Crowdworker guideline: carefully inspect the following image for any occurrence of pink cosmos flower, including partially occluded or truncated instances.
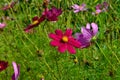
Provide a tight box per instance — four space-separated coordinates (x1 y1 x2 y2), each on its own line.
71 4 87 13
0 23 6 29
49 29 81 54
75 23 98 48
12 62 20 80
24 7 62 32
92 2 108 15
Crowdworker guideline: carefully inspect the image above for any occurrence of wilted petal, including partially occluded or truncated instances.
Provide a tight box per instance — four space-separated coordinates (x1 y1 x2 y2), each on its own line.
67 44 76 54
32 16 39 21
91 23 98 36
58 43 67 53
96 9 102 14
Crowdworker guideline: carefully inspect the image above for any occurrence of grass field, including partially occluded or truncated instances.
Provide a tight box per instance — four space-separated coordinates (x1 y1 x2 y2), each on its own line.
0 0 120 80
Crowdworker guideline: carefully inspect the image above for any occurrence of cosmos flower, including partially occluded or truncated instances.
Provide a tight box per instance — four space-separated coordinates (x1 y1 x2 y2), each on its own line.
71 4 87 13
92 2 108 15
0 60 8 72
24 7 62 32
1 1 18 10
12 62 20 80
49 29 81 54
75 23 98 48
24 16 46 32
0 23 6 29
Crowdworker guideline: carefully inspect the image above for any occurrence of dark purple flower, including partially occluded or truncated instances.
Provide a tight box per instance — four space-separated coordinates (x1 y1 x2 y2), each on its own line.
12 62 20 80
24 7 62 32
0 60 8 72
75 23 98 48
71 4 87 13
43 7 62 21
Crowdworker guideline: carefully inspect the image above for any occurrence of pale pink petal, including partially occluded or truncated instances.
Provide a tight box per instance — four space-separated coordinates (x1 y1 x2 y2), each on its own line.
67 44 76 54
50 40 60 46
58 43 67 53
0 23 6 28
12 62 20 80
86 23 90 29
72 4 80 9
91 23 98 36
74 10 80 13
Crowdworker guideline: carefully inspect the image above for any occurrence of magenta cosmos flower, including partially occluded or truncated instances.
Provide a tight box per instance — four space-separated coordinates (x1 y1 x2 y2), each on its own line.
0 60 8 72
1 1 17 10
12 62 20 80
24 7 62 32
49 29 81 54
92 2 108 15
75 23 98 48
71 4 87 13
0 23 6 29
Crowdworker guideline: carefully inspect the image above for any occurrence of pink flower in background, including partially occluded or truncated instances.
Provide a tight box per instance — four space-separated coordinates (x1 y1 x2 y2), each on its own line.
12 62 20 80
24 7 62 32
75 23 98 48
0 23 6 29
71 4 87 13
49 29 81 54
92 2 108 15
1 1 18 10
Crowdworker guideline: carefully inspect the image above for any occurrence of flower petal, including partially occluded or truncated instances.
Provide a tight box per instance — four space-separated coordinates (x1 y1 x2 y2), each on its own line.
86 23 90 29
68 37 81 48
74 33 81 39
73 10 80 13
64 29 72 36
58 43 67 53
55 29 63 36
91 23 98 36
49 33 61 41
76 34 90 48
67 44 76 54
50 40 60 46
32 16 39 21
72 4 80 9
0 23 6 28
81 27 92 41
12 62 20 80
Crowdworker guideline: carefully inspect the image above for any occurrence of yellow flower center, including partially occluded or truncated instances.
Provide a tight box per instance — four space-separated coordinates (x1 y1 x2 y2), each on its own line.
32 20 39 25
62 36 68 42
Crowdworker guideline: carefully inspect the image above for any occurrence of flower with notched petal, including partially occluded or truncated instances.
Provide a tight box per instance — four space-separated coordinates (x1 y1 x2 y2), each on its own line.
49 29 81 54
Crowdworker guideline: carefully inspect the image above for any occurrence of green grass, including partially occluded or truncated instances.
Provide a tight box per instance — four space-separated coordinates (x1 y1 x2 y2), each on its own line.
0 0 120 80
